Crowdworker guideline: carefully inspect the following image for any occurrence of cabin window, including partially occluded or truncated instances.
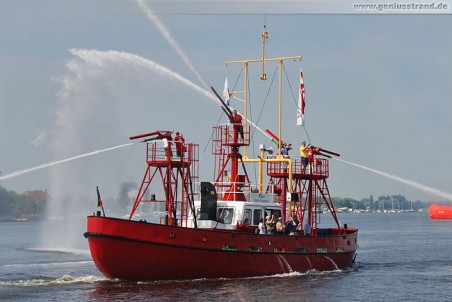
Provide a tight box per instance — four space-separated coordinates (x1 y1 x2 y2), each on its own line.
217 207 234 224
244 209 252 225
270 210 282 220
253 209 262 225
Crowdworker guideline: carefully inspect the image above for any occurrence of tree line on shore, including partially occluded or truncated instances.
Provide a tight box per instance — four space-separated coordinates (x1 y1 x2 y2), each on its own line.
0 184 430 221
0 183 137 221
332 194 428 212
0 186 46 221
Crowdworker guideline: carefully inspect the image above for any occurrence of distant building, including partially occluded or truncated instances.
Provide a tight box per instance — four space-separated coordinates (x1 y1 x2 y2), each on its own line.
22 190 49 202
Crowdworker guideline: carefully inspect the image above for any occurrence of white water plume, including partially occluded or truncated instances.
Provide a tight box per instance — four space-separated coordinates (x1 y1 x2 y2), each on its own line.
36 48 229 251
39 49 222 250
335 158 452 201
136 0 209 90
69 49 215 103
35 48 274 250
68 49 271 139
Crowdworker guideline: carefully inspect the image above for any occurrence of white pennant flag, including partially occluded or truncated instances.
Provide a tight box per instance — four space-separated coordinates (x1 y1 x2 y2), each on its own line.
223 77 230 105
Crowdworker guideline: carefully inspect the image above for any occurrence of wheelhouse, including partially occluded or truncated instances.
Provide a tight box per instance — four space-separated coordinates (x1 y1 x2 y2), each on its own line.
192 200 282 229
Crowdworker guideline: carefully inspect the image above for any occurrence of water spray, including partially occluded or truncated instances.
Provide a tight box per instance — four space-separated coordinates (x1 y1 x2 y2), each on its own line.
334 157 452 201
0 143 133 181
136 0 209 91
134 2 272 142
6 50 270 184
72 50 271 141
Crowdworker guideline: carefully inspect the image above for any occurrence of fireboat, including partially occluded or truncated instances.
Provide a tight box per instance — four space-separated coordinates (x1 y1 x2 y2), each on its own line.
84 27 358 280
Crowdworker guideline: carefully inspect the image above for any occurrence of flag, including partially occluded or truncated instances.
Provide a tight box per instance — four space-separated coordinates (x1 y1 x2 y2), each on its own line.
96 186 105 216
223 77 230 106
296 68 305 126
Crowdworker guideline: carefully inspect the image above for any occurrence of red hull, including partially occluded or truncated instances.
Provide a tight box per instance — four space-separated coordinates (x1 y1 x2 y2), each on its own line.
85 216 358 280
429 203 452 219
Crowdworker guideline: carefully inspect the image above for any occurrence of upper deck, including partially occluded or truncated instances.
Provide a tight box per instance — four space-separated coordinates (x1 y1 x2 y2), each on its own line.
267 157 329 180
145 140 199 168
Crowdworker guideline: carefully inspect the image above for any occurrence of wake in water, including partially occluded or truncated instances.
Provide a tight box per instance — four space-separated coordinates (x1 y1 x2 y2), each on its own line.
1 260 93 269
27 247 91 256
0 270 344 288
335 158 452 201
0 275 108 287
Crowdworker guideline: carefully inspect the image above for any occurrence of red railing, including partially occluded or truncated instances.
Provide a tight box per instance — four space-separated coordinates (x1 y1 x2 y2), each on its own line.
267 157 329 179
146 141 195 165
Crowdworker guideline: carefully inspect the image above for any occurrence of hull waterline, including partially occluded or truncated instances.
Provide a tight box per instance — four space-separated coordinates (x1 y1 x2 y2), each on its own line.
85 216 358 280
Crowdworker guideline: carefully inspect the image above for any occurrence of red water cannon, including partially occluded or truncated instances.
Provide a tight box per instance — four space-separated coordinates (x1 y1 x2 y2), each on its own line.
211 86 234 121
308 146 340 158
129 130 173 142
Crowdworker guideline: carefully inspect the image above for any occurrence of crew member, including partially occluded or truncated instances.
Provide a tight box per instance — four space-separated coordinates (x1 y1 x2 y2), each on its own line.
162 131 173 159
231 109 244 141
174 131 185 159
281 143 292 158
300 141 308 172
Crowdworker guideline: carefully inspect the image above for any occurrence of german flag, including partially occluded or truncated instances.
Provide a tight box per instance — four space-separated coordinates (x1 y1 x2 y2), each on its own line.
96 186 105 216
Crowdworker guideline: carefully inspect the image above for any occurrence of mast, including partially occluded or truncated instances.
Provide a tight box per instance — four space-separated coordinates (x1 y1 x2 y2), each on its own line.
223 26 344 231
226 30 301 194
260 25 268 81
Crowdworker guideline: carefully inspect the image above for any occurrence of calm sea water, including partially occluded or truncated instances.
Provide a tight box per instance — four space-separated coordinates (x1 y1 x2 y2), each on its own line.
1 212 452 302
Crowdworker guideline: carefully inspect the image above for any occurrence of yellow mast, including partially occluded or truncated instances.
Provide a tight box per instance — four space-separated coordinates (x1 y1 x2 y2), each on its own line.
261 25 268 81
225 27 302 194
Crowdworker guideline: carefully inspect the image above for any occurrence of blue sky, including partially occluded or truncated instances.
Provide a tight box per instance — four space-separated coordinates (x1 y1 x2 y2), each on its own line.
1 0 451 204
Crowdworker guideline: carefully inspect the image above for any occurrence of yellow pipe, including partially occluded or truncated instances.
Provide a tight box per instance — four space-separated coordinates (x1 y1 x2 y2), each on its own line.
241 156 293 193
226 56 301 65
